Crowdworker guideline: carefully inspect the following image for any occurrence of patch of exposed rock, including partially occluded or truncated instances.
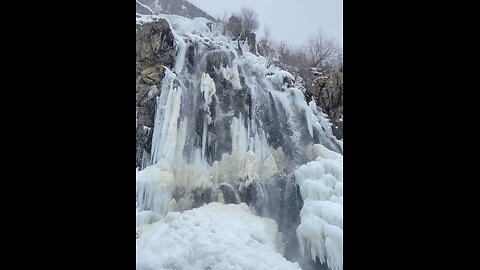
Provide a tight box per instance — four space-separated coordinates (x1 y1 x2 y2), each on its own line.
136 19 177 168
304 70 343 139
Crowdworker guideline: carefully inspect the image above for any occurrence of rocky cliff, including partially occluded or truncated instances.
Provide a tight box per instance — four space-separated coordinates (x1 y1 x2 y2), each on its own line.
304 70 343 139
136 18 177 168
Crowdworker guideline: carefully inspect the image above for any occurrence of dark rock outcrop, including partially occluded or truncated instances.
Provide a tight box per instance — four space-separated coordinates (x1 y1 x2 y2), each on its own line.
246 32 256 54
136 19 176 69
226 16 242 38
136 19 177 168
305 70 343 139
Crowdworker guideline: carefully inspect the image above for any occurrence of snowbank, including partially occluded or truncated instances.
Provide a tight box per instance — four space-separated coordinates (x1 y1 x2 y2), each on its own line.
136 202 301 270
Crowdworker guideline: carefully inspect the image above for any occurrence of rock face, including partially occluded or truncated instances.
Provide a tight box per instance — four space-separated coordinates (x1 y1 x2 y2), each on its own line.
305 70 343 140
246 32 256 54
136 19 177 168
226 16 242 38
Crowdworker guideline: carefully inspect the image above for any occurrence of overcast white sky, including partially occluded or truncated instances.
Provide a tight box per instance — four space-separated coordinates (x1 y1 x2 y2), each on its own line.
188 0 343 47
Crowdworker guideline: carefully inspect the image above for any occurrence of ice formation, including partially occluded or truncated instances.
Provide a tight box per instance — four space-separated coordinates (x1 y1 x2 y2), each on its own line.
295 144 343 270
136 12 343 270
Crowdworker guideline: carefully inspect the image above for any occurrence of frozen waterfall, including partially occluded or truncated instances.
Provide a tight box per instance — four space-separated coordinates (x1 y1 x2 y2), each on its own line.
136 13 343 270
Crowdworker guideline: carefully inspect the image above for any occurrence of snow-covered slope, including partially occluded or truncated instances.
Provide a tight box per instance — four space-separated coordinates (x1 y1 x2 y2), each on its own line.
137 203 301 270
136 0 216 21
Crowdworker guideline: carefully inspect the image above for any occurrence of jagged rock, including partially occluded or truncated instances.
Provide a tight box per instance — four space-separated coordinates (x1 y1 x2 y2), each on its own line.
305 70 343 139
136 19 177 168
136 20 176 70
246 32 256 54
140 64 165 85
226 16 242 38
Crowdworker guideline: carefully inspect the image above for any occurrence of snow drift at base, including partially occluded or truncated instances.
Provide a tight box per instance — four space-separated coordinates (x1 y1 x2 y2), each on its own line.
136 202 301 270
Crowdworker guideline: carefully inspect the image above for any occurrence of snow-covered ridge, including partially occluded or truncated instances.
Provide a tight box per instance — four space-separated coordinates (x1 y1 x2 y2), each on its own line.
136 0 216 21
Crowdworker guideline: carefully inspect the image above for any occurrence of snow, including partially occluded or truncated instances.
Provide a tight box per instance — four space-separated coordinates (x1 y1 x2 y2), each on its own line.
159 15 214 36
306 144 343 162
136 210 160 228
135 14 211 35
136 203 301 270
136 13 158 25
237 52 269 76
200 73 216 112
241 39 251 53
219 59 242 90
266 70 295 90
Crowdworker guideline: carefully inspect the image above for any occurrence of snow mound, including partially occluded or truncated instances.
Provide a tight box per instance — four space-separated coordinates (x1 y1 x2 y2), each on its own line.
267 70 295 90
136 202 301 270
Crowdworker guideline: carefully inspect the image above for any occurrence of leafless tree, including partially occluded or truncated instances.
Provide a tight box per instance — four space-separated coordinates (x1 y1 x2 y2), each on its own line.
239 7 259 35
216 11 230 35
216 11 229 25
275 41 290 66
260 23 272 45
274 41 305 70
304 28 340 70
257 23 275 59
